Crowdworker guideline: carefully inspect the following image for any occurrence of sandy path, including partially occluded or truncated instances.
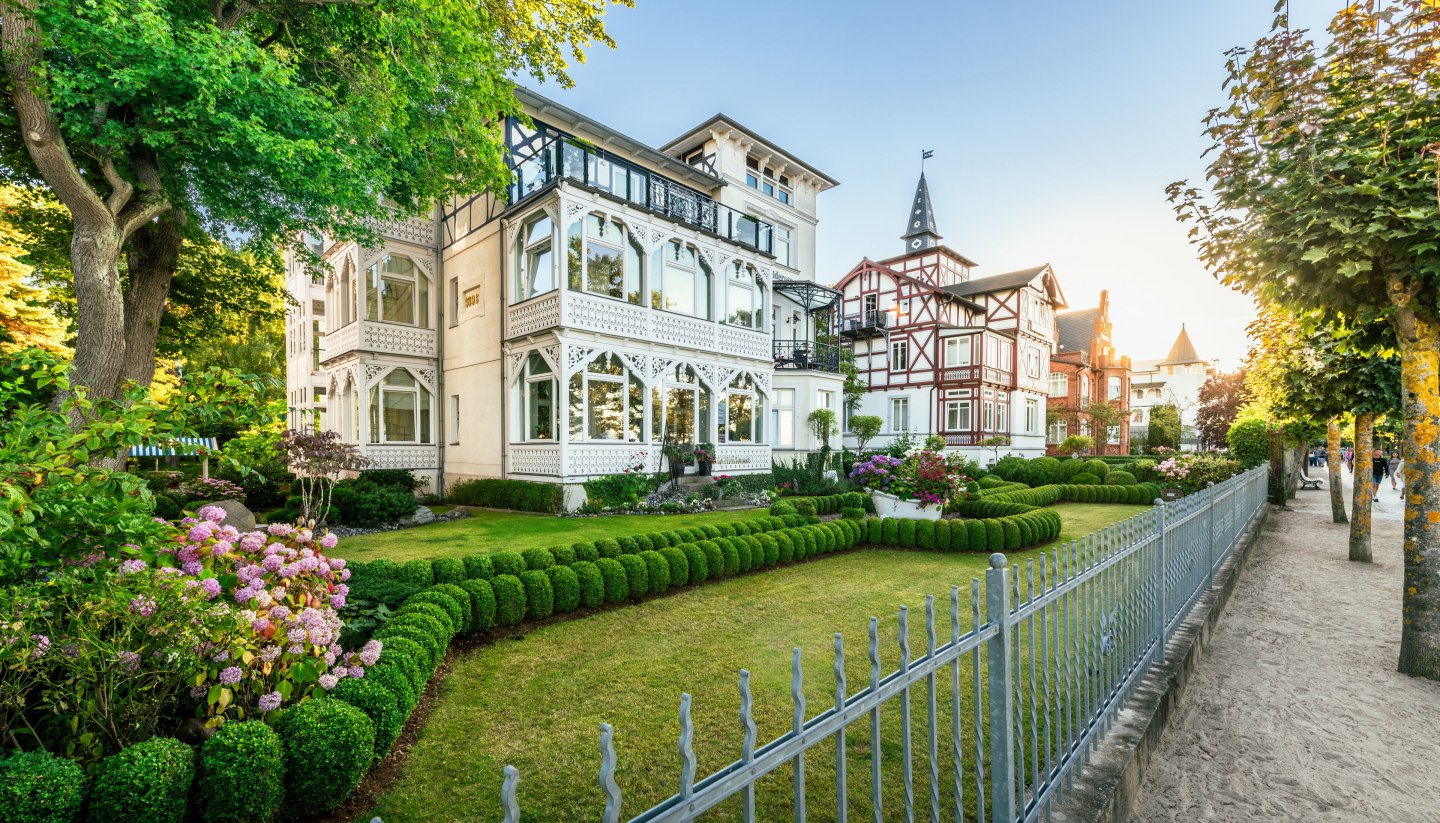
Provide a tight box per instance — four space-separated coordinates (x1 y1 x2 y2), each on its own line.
1128 478 1440 822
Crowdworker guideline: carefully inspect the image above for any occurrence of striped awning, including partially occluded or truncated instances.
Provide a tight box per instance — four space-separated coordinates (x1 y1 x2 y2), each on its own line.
129 437 219 458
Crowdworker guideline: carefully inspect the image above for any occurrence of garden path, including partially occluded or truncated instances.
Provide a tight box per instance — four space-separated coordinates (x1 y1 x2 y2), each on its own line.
1128 476 1440 821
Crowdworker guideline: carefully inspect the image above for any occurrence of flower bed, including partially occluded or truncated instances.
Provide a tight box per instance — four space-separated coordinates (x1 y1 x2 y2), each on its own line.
848 450 968 511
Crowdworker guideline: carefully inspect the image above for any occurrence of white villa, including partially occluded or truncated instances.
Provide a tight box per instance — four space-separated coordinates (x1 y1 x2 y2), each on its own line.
1128 325 1216 449
283 89 843 504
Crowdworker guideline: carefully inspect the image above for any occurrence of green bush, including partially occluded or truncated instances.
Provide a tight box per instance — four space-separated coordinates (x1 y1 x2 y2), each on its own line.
657 546 689 586
985 520 1004 550
967 519 987 552
897 519 917 548
1103 471 1137 486
932 519 950 551
572 561 605 609
276 698 375 816
594 538 622 559
867 518 882 544
1059 458 1091 481
366 660 417 716
400 558 434 589
448 478 562 512
491 574 527 626
430 556 466 585
717 539 739 575
197 721 284 823
881 518 899 545
375 637 427 689
330 481 419 527
572 541 599 562
395 601 455 637
0 750 85 823
1071 472 1102 485
550 545 577 565
768 501 797 517
462 553 494 580
458 578 497 632
518 570 554 620
87 736 193 823
616 536 640 554
1001 519 1021 550
1227 417 1270 468
791 498 818 517
547 565 581 613
773 532 795 563
915 519 936 550
640 550 670 593
1084 459 1110 478
372 627 437 674
491 551 525 577
699 541 724 578
758 534 780 566
520 547 555 570
432 583 475 630
614 554 648 597
407 590 465 632
330 677 404 761
948 519 969 552
681 544 708 584
801 530 818 557
595 558 630 603
387 612 450 649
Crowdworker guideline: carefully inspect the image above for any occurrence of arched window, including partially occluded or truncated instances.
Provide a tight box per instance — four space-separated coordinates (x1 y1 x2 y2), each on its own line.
365 254 429 328
567 353 643 442
338 259 355 328
513 212 555 303
725 262 763 329
725 373 765 443
650 363 711 446
518 353 556 441
651 241 710 319
567 213 642 303
368 369 432 444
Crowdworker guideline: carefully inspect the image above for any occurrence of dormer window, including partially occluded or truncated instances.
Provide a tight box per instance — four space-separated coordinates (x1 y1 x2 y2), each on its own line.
744 158 792 205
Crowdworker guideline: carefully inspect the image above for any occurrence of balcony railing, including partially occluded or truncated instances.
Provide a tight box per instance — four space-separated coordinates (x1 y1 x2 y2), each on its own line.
772 339 841 373
838 310 889 335
940 365 1012 384
507 128 773 255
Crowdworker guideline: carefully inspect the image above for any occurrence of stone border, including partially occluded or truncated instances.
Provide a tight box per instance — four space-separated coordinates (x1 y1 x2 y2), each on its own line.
1050 502 1273 823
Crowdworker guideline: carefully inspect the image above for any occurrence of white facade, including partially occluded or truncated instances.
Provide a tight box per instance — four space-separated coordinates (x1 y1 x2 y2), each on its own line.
1128 326 1215 449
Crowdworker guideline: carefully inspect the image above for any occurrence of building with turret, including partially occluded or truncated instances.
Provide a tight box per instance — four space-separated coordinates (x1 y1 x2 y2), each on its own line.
1046 290 1132 455
1129 325 1215 449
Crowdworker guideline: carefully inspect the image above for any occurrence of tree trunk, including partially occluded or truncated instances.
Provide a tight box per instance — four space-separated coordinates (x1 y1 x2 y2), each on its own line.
120 213 184 393
1328 417 1347 524
1392 278 1440 680
66 221 128 413
1348 413 1374 563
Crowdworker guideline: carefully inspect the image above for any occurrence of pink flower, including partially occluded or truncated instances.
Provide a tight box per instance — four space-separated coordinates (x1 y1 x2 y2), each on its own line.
318 673 339 690
197 505 227 523
257 691 283 711
320 534 338 550
219 666 242 685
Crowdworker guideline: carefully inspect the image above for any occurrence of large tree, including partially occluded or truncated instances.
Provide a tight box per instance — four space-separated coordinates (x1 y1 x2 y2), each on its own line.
0 0 628 413
1146 404 1182 451
1195 370 1249 450
1169 2 1440 677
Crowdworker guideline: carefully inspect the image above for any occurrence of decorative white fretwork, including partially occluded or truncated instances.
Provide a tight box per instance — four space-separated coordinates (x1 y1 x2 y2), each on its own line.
362 212 436 248
508 293 562 338
565 344 598 374
361 323 437 358
540 345 561 374
752 370 773 394
505 349 527 386
566 292 648 338
562 198 588 224
628 222 670 255
415 368 436 392
364 364 389 385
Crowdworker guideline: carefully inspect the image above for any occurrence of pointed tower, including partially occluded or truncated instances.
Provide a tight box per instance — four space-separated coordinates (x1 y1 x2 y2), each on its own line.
901 173 943 253
1161 324 1202 365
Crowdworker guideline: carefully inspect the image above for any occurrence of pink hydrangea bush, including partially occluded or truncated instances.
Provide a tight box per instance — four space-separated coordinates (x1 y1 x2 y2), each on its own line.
155 505 379 727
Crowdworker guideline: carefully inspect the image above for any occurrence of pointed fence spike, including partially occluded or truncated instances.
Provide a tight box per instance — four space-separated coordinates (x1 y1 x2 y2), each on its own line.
869 617 881 691
679 693 696 800
925 595 937 656
739 670 757 822
898 605 910 671
500 765 519 823
600 723 621 823
951 585 960 644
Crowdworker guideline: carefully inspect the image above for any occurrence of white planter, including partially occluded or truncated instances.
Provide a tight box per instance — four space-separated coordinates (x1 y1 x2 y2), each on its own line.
869 490 944 521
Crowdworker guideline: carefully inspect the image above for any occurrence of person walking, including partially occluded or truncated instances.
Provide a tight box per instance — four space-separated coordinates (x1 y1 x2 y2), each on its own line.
1390 451 1404 493
1372 450 1390 492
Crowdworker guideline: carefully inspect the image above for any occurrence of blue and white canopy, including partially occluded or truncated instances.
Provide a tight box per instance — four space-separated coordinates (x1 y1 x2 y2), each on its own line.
129 437 219 458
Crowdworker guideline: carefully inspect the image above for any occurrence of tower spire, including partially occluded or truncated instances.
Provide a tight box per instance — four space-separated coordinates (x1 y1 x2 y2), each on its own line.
901 164 943 254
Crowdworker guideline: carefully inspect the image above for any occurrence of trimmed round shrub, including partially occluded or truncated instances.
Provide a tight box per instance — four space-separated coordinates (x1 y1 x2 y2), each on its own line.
400 558 434 588
572 541 599 562
916 519 936 550
366 659 417 715
616 554 649 598
550 545 577 565
729 537 751 571
967 519 988 552
773 532 795 563
640 550 670 593
800 529 818 558
0 750 84 823
1016 516 1034 546
699 541 724 579
491 574 527 626
1060 458 1090 481
947 519 969 552
731 521 752 535
366 558 401 582
880 518 899 545
595 539 623 559
814 526 833 554
595 558 630 603
547 565 581 613
1071 472 1102 485
462 553 494 580
662 530 683 547
616 536 641 555
373 633 430 685
521 547 555 570
680 545 708 584
866 518 882 544
759 534 780 567
842 506 865 520
717 523 737 537
769 502 797 516
275 698 375 816
519 570 554 620
1001 519 1022 550
898 519 917 548
374 624 438 673
387 612 450 650
432 583 475 630
718 540 740 576
701 525 722 539
985 520 1005 551
744 536 765 568
791 498 818 517
406 590 465 632
491 551 525 577
572 561 605 608
1084 459 1110 478
458 578 497 632
431 556 466 585
933 519 951 551
1103 471 1137 486
197 721 284 823
659 546 689 586
395 601 455 637
330 676 404 760
88 736 193 823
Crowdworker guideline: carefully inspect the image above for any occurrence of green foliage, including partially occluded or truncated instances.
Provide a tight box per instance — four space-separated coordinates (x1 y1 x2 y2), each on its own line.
774 532 795 563
699 541 725 577
457 579 497 632
406 590 465 633
330 676 404 761
591 557 626 603
372 626 436 674
594 538 622 559
1103 471 1137 486
87 736 193 823
933 519 950 551
881 518 899 544
866 518 882 544
0 750 85 823
490 551 525 577
521 547 555 570
849 414 884 452
276 699 375 816
431 584 474 630
572 541 599 563
549 545 577 565
1001 519 1021 550
1071 472 1102 485
571 561 605 609
897 519 917 548
640 550 669 593
985 520 1004 551
431 556 466 585
768 502 797 517
1146 405 1182 450
1227 418 1271 468
1084 459 1110 478
791 498 818 517
915 519 936 550
330 479 419 527
462 553 494 581
967 520 988 553
841 506 865 519
547 565 580 613
366 661 416 717
518 570 554 620
448 479 562 513
950 519 970 552
583 471 660 508
400 558 434 589
491 575 527 627
197 721 284 823
395 601 455 637
680 544 708 584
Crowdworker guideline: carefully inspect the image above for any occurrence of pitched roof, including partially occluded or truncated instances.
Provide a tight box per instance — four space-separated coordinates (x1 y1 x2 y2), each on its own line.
1055 308 1101 355
658 113 839 188
1160 325 1203 365
901 173 942 251
939 264 1052 298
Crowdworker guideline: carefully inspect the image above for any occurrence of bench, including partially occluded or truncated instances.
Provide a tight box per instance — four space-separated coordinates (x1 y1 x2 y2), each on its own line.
1298 470 1323 490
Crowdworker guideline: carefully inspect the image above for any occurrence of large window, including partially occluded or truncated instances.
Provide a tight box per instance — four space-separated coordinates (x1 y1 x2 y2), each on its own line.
944 400 972 431
367 369 432 444
1049 372 1068 397
513 213 555 303
650 363 711 445
726 262 763 329
1024 349 1041 379
1048 419 1067 444
945 337 972 368
1107 376 1123 400
725 373 764 443
366 254 429 327
568 352 643 442
890 340 908 371
651 241 711 319
983 400 995 432
567 213 641 303
745 157 793 204
518 353 556 441
997 401 1008 433
890 397 909 432
774 227 792 267
1025 398 1039 435
774 388 795 448
338 261 355 327
863 294 877 324
1081 373 1092 400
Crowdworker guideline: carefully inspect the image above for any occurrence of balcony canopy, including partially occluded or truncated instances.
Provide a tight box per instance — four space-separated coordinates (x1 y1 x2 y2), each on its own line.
772 278 839 312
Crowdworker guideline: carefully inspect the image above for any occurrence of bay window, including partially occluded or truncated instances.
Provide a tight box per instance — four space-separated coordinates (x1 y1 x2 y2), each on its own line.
367 369 432 444
945 400 972 431
568 352 642 442
519 353 556 441
726 262 763 329
651 241 711 319
725 373 764 443
366 254 429 328
650 363 711 445
567 213 641 303
513 213 555 303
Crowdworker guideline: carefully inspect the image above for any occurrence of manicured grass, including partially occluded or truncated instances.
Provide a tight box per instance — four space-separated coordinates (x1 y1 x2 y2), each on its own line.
369 504 1148 822
333 508 770 563
1039 503 1153 552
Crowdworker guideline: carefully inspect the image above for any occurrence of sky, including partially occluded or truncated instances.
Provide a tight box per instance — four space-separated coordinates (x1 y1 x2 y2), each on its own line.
530 1 1337 369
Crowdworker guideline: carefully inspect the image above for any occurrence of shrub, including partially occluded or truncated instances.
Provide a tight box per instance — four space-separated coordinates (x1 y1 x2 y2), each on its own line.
681 544 708 584
0 750 85 823
791 498 818 517
276 699 375 816
866 518 882 544
366 660 416 715
374 637 427 690
448 478 562 512
985 520 1004 551
933 519 950 551
1001 519 1021 550
1103 471 1137 486
1226 417 1270 468
948 519 969 552
800 530 818 558
773 532 795 563
1071 472 1102 485
491 574 527 626
387 612 450 650
640 550 670 593
547 565 581 613
967 520 988 552
758 534 780 566
88 736 194 823
407 590 465 632
432 583 474 629
400 558 434 589
572 541 599 562
572 561 605 609
1059 459 1091 481
616 536 640 555
897 519 917 548
662 531 683 547
881 518 899 545
521 547 555 570
657 546 689 586
372 626 437 673
197 721 284 823
462 553 494 580
612 554 647 598
842 506 865 520
769 501 797 516
518 570 554 620
330 481 418 527
699 541 725 578
490 551 525 577
595 558 630 603
594 539 622 559
330 677 404 761
458 579 497 632
717 523 737 538
396 601 455 637
723 538 746 572
550 545 577 565
915 519 936 550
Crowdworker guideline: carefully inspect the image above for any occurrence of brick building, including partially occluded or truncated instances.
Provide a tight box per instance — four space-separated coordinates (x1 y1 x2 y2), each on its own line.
1046 290 1131 455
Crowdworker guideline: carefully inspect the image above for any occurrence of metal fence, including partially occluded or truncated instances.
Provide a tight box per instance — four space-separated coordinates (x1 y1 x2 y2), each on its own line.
494 465 1269 822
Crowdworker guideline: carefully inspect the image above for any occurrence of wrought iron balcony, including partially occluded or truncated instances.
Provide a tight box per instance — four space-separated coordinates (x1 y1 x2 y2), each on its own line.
838 310 889 336
773 339 841 373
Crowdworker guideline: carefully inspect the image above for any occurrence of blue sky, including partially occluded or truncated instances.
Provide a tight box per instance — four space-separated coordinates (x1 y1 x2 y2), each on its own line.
531 1 1335 367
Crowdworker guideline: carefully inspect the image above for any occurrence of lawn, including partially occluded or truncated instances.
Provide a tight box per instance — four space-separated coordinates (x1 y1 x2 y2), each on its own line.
333 508 770 563
367 503 1150 823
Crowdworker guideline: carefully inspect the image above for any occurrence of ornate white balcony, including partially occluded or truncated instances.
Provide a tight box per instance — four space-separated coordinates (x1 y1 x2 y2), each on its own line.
507 289 771 362
362 444 439 470
322 320 437 363
364 211 437 248
506 441 770 480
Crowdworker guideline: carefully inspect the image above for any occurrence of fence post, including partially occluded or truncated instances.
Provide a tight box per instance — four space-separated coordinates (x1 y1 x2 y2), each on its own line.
1152 499 1167 664
1206 482 1217 588
985 553 1015 823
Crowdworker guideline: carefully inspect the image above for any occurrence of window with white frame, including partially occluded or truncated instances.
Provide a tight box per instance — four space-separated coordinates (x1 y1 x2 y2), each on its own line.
774 227 792 268
1107 376 1122 400
1048 419 1067 444
1108 424 1121 443
568 352 643 442
1025 398 1039 434
338 260 355 327
890 339 908 371
726 261 763 329
367 369 432 444
817 389 834 411
774 388 795 448
890 397 909 432
513 213 555 303
983 400 995 431
745 157 793 205
366 254 429 328
997 401 1008 433
567 213 642 304
944 400 972 431
649 363 712 446
1025 349 1041 378
945 337 972 367
725 372 765 443
863 293 877 324
518 354 556 441
652 241 711 319
1049 372 1068 397
1081 373 1092 400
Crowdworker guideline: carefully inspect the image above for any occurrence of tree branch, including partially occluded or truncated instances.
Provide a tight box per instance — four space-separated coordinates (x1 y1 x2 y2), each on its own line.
100 156 134 215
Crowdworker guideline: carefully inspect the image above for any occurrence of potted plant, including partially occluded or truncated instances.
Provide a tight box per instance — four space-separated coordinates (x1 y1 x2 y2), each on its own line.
1155 453 1191 500
694 443 716 476
662 443 689 481
847 450 964 521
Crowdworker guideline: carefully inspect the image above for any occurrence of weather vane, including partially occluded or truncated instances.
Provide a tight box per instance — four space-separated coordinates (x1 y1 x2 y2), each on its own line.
921 149 934 173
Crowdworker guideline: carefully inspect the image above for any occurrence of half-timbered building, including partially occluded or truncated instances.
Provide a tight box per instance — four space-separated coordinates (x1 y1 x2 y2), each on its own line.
834 174 1065 460
1047 290 1132 455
